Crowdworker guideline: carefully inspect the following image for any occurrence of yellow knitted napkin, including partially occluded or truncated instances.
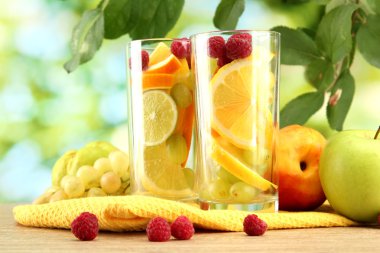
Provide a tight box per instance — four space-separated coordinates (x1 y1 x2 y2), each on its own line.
13 195 358 232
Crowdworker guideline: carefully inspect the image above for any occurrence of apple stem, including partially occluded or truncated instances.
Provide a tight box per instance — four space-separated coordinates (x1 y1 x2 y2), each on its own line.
375 126 380 140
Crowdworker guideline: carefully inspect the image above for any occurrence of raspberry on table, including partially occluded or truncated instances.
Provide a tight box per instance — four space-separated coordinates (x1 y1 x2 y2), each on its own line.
171 216 195 240
208 36 226 58
71 212 99 241
171 38 191 59
225 37 252 60
146 217 171 242
243 214 267 236
230 33 252 42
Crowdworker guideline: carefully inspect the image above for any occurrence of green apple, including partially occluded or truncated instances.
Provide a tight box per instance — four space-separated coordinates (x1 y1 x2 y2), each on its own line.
319 129 380 223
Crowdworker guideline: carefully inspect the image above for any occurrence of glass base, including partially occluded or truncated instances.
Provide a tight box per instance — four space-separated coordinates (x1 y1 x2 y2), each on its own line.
199 198 278 212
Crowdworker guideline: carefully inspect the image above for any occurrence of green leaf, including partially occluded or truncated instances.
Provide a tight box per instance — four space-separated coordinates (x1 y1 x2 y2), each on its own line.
327 70 355 131
64 8 104 73
103 0 141 39
280 91 325 127
357 15 380 68
282 0 310 3
129 0 184 39
315 0 331 4
367 0 380 14
305 59 335 89
316 4 358 63
213 0 245 30
271 26 321 65
325 0 355 13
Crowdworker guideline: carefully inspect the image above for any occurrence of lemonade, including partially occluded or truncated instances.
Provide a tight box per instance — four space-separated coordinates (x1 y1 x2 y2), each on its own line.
192 31 280 211
127 39 196 200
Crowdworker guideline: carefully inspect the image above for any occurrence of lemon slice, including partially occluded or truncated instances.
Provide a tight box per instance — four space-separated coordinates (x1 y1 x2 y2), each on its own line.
211 56 275 149
142 143 193 198
211 143 277 191
143 90 178 146
149 42 172 66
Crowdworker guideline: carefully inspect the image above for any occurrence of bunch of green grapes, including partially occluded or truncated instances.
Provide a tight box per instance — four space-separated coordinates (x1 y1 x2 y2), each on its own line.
200 167 260 203
34 150 130 204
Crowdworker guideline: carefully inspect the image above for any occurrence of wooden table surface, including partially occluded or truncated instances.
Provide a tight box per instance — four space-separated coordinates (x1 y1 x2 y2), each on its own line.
1 204 379 253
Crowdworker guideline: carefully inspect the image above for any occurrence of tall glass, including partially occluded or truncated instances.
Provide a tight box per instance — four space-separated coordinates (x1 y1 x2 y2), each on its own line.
191 31 280 211
126 39 196 200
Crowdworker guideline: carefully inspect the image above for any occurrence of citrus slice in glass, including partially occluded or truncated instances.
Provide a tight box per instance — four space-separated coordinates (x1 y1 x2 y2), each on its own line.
146 54 182 74
142 143 193 198
211 142 277 191
149 42 172 66
142 73 175 90
211 57 274 149
143 90 178 146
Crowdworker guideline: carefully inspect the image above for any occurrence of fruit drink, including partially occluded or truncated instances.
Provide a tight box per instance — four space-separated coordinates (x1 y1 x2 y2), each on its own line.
127 39 196 200
191 31 280 211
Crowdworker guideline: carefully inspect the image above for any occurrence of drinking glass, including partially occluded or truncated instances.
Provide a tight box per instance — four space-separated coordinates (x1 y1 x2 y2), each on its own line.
126 39 196 200
191 30 280 211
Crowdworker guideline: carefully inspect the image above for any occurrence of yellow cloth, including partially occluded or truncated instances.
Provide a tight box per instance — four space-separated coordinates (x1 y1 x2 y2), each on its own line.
13 196 358 232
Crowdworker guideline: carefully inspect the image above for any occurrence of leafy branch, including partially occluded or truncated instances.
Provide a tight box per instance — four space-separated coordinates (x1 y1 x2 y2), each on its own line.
64 0 380 131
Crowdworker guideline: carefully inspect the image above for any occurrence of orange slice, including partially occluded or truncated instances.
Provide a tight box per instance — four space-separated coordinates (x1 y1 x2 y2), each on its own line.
211 57 274 149
211 143 277 191
143 73 175 90
146 54 182 74
149 42 172 66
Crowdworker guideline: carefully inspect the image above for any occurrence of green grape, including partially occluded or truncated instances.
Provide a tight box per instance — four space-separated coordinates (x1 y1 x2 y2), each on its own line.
109 150 129 180
183 167 194 188
76 165 100 189
87 187 107 197
60 175 76 188
100 171 121 194
209 179 231 200
229 181 259 203
217 167 240 184
94 157 113 175
166 134 188 165
170 83 193 108
49 189 68 203
63 176 85 198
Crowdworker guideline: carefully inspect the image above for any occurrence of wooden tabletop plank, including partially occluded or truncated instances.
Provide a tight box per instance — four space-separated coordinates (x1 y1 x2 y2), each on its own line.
1 203 379 252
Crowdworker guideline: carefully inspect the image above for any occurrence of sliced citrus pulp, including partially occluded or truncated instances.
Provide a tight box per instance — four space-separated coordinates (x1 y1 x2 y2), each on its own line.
142 73 175 90
174 103 194 166
142 143 193 197
143 90 178 146
146 54 182 74
211 143 277 191
211 56 274 149
149 42 172 66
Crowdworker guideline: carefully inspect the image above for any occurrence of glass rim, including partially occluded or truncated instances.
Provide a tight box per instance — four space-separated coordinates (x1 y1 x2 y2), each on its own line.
127 38 173 45
190 29 280 38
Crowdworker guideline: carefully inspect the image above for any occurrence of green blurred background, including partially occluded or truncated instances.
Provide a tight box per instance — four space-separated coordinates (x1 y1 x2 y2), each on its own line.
0 0 379 203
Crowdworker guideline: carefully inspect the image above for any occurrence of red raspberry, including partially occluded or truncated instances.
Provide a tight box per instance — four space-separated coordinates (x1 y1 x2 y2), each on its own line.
243 214 267 236
146 217 171 242
230 33 252 42
128 50 149 70
71 212 99 241
217 52 232 67
141 50 149 70
170 216 194 240
225 37 252 60
171 38 191 59
208 36 225 58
